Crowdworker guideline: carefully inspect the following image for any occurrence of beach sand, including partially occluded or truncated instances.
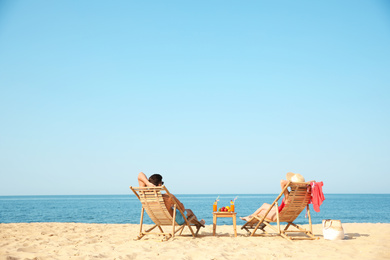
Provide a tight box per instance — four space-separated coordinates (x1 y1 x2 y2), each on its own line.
0 223 389 260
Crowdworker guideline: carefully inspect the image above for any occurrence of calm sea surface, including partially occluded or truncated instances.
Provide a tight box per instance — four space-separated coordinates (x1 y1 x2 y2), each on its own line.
0 194 389 225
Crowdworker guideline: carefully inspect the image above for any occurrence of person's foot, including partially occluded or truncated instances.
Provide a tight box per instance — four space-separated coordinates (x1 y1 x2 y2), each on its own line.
240 216 253 221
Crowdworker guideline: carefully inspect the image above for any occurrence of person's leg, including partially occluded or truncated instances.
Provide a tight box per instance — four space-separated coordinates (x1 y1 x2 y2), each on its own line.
186 209 205 225
262 206 277 221
240 203 272 221
280 179 289 198
252 203 272 216
240 180 289 222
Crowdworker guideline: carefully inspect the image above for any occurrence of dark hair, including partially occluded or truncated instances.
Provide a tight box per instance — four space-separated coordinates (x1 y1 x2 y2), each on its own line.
149 174 163 186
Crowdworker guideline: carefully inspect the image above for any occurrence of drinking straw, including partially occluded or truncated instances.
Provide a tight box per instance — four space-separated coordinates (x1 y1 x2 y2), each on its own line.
233 196 238 202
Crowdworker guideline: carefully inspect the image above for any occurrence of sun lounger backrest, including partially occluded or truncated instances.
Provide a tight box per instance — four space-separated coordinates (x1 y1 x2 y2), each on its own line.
278 183 311 223
134 187 175 226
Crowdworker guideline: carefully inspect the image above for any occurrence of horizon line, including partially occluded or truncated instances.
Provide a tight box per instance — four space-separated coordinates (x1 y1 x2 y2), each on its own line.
1 193 389 197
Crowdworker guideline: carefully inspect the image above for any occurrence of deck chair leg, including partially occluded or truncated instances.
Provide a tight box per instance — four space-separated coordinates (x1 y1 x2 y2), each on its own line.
187 217 202 237
186 224 195 237
186 215 202 237
290 223 317 239
157 226 164 233
172 204 177 238
139 208 145 234
144 224 158 233
135 233 145 240
275 201 280 233
263 222 278 234
280 232 293 241
251 219 260 236
194 224 201 236
307 204 313 234
162 234 172 241
178 223 194 236
251 216 266 236
175 225 185 235
136 224 159 240
183 219 195 237
135 208 146 240
284 223 292 231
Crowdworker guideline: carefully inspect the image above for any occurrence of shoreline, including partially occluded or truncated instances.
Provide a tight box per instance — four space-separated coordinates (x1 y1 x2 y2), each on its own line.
1 223 389 259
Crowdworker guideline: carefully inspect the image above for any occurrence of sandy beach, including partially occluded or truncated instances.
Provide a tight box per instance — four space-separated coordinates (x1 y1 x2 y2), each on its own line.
0 223 389 260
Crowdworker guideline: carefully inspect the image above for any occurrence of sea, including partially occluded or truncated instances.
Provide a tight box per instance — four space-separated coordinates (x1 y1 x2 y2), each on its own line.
1 194 389 225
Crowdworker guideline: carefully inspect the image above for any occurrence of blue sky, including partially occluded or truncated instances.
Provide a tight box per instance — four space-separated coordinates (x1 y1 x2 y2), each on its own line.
0 0 389 195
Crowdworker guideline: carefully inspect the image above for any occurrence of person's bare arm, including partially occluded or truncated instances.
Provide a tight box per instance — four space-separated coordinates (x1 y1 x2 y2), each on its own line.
280 179 290 198
170 194 185 212
137 172 155 187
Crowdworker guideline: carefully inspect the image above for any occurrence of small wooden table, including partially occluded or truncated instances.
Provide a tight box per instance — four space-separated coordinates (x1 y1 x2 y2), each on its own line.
213 212 237 237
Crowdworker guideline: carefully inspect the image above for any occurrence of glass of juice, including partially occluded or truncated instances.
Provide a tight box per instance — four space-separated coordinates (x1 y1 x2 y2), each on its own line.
213 203 217 212
230 200 235 212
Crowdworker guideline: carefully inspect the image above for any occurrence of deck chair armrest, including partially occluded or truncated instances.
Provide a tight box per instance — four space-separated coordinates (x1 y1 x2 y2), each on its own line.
129 186 141 200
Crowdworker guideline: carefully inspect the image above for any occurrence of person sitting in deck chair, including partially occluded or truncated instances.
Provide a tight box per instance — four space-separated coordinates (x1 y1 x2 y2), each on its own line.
240 172 312 222
138 172 205 225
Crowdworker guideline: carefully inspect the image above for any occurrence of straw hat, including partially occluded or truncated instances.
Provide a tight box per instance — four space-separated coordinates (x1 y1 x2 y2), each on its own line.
286 172 305 182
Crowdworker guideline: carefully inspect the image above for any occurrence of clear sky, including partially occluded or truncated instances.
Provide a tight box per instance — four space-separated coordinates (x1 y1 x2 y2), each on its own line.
0 0 389 195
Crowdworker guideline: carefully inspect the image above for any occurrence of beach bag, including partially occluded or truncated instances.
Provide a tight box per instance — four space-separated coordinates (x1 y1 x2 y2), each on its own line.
322 219 344 240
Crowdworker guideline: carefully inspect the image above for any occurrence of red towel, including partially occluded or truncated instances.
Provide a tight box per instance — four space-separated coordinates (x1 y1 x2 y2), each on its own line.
310 181 325 212
278 198 285 213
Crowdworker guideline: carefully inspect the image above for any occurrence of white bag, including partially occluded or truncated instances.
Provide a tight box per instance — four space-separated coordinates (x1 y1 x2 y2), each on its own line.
322 219 345 240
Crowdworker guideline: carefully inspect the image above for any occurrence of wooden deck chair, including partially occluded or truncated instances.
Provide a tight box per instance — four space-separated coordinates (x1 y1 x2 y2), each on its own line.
130 186 205 241
241 181 318 241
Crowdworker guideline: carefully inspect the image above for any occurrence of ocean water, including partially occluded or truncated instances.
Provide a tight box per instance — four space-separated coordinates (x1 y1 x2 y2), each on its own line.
0 194 389 225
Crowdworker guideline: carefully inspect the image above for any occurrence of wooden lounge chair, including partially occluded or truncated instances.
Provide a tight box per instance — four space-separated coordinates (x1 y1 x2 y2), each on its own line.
130 186 205 241
241 181 318 241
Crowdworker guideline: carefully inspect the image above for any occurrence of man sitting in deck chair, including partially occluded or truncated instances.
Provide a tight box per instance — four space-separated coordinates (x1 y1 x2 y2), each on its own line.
138 172 205 225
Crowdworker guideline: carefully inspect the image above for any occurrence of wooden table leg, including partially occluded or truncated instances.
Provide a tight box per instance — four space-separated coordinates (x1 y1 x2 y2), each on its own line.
232 214 237 237
213 214 217 236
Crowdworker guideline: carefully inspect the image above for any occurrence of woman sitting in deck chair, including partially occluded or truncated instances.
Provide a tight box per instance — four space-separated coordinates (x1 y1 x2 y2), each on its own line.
138 172 205 225
240 172 310 222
